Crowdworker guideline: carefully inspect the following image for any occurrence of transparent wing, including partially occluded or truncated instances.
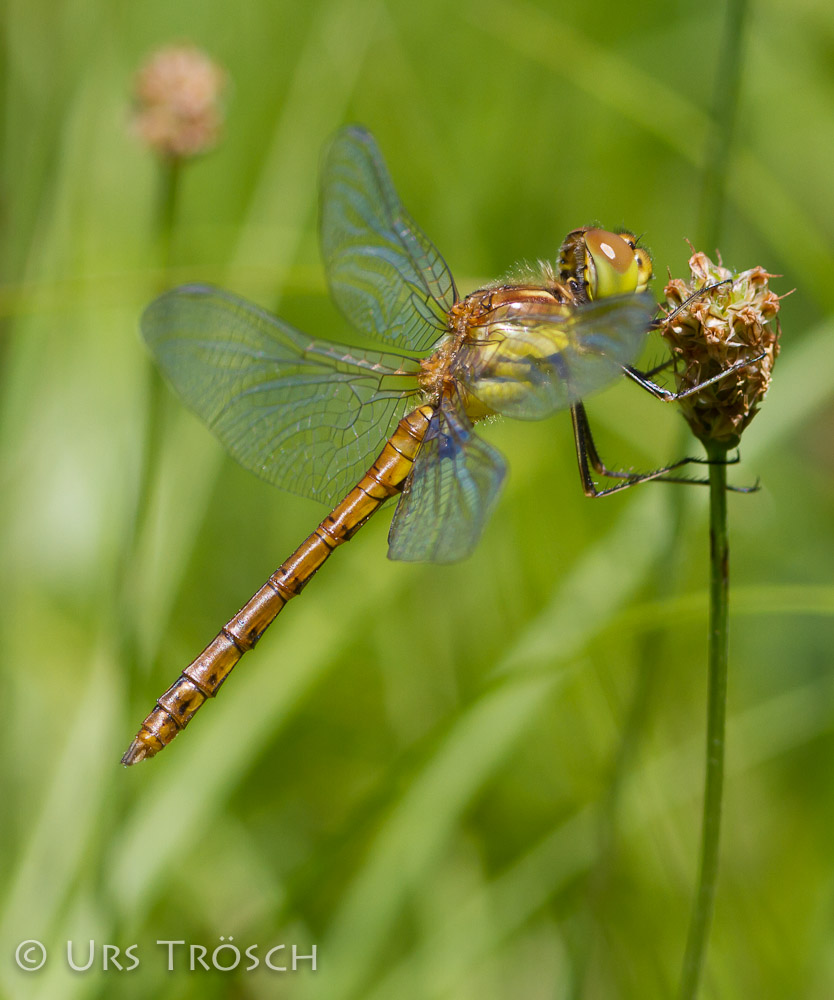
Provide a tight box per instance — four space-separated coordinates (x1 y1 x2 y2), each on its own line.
458 292 656 420
142 284 420 506
387 397 507 564
320 125 457 352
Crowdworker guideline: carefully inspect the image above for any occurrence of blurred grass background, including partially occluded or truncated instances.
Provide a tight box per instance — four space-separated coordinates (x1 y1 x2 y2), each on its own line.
1 0 833 997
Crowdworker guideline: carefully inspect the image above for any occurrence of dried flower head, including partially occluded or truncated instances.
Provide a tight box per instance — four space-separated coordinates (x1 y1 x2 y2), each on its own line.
132 45 226 160
661 252 782 448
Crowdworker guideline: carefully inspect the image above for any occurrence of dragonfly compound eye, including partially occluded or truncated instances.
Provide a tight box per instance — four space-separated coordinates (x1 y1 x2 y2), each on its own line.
582 228 649 299
633 246 652 293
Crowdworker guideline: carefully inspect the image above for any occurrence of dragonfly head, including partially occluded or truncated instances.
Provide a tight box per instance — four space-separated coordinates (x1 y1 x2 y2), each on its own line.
559 227 652 301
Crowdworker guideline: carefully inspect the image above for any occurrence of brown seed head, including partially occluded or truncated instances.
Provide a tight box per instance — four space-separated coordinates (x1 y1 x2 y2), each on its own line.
661 251 782 448
132 45 226 160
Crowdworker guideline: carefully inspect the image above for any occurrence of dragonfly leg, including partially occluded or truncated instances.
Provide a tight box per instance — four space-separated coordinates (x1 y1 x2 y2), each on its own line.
659 279 734 327
571 403 759 496
622 351 766 402
570 401 705 497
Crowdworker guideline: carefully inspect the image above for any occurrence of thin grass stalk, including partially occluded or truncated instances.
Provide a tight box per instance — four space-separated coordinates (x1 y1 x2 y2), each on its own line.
678 441 730 999
698 0 750 249
129 158 179 559
570 491 689 999
115 156 180 687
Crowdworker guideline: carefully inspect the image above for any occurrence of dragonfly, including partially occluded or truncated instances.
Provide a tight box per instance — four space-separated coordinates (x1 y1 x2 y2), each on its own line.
122 125 732 765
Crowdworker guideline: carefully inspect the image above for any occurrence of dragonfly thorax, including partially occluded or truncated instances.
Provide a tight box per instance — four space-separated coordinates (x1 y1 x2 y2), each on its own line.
419 282 580 421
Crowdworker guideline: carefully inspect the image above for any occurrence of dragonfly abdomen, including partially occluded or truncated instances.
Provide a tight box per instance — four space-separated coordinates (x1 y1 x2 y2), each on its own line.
121 404 432 765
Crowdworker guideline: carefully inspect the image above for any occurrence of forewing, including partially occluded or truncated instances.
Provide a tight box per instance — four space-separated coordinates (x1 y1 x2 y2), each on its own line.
142 284 419 506
387 399 507 564
458 292 655 421
320 125 457 352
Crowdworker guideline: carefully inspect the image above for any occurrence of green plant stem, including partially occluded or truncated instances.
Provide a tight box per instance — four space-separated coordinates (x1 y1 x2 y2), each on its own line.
156 156 180 270
678 441 730 1000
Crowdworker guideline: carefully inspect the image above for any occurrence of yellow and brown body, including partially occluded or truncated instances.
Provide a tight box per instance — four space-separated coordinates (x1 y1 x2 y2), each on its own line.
122 404 433 764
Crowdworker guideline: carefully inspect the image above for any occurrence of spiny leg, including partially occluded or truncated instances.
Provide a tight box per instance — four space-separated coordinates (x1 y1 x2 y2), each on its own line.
659 278 733 326
570 402 708 498
622 351 765 402
571 404 758 496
